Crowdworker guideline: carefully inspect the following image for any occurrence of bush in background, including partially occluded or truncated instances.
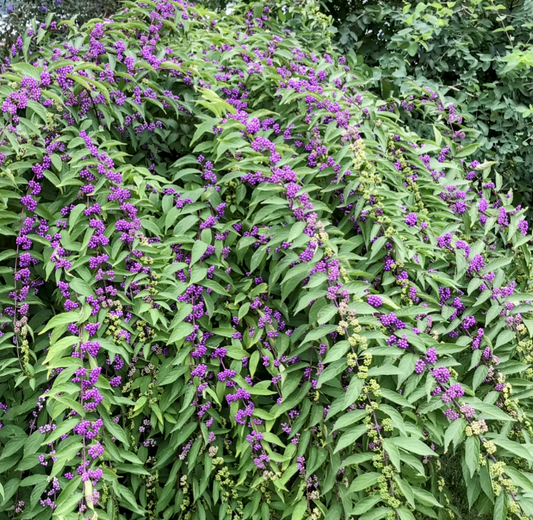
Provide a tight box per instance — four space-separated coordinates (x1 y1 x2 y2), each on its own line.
323 0 533 213
0 0 122 57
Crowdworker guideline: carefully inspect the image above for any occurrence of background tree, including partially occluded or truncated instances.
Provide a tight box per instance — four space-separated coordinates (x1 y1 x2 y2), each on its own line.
323 0 533 213
0 0 122 56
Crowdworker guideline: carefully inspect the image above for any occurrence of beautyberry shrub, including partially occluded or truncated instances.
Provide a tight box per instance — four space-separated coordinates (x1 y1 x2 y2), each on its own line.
0 1 532 520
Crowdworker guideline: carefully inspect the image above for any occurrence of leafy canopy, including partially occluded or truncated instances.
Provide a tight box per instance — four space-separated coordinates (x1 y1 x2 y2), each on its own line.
0 0 122 55
324 0 533 214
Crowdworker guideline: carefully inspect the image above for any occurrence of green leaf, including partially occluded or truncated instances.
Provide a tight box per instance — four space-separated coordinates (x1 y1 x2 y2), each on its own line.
190 241 209 266
359 508 391 520
383 440 401 472
472 365 489 391
54 491 83 516
380 404 406 435
44 335 80 365
113 482 145 515
472 401 515 421
485 304 501 326
367 365 404 377
70 278 94 298
444 418 466 452
455 143 479 158
380 388 414 408
370 236 388 261
465 436 480 477
394 437 436 457
397 507 416 520
39 311 80 335
168 321 194 344
495 329 515 349
493 491 507 520
262 432 286 448
490 438 533 461
343 452 374 466
332 409 366 431
316 359 346 388
348 472 382 492
352 495 382 515
317 305 337 325
433 125 442 146
291 500 308 520
343 376 364 409
102 414 129 446
505 466 533 493
281 264 310 302
40 419 80 445
334 424 368 453
412 487 444 508
302 325 338 346
306 448 328 478
323 340 351 364
289 221 307 242
294 289 328 315
479 462 494 502
12 62 44 80
68 204 86 230
1 437 27 460
407 41 418 57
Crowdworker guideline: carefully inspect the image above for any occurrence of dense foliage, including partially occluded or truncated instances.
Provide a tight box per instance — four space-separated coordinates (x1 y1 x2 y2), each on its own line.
322 0 533 212
1 1 533 520
0 0 122 56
